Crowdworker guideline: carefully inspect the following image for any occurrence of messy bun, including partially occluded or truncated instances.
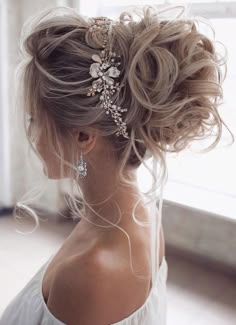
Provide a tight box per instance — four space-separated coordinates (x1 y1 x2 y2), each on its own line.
111 6 234 167
18 5 233 174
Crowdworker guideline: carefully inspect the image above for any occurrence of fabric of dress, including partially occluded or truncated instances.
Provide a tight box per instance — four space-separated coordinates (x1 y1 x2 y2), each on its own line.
0 156 168 325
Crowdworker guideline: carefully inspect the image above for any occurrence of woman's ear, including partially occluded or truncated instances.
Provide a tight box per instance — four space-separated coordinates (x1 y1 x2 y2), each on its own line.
75 129 97 155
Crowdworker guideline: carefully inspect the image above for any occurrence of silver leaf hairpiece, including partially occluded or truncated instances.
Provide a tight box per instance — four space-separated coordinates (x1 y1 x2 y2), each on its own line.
86 17 129 139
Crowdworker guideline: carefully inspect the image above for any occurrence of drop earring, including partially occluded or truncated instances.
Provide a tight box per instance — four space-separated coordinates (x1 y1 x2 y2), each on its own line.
77 150 87 178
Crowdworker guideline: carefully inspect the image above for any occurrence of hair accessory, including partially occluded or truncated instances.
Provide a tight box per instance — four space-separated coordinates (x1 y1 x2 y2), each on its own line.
77 150 87 178
87 17 129 139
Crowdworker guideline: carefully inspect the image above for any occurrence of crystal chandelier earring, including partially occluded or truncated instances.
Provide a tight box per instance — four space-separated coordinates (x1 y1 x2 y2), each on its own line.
77 150 87 178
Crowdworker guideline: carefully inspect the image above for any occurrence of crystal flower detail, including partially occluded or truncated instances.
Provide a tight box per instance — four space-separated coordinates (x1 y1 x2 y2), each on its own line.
88 52 121 93
87 48 129 139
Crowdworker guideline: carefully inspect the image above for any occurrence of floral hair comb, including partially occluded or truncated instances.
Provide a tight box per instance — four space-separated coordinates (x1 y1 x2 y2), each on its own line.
86 17 129 139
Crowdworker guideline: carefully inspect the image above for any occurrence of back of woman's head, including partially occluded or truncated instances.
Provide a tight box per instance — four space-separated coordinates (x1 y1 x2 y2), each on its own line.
18 5 234 182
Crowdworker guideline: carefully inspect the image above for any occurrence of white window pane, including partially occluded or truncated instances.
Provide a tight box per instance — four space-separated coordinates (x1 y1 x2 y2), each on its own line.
169 0 236 3
100 0 165 6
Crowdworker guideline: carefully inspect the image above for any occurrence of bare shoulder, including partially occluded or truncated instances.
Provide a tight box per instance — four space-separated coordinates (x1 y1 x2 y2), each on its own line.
46 246 151 325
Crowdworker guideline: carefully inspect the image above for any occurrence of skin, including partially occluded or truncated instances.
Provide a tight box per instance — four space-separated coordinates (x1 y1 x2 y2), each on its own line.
36 126 165 324
36 127 153 233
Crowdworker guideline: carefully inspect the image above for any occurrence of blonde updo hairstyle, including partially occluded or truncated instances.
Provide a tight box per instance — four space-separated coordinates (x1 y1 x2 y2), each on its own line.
16 5 233 259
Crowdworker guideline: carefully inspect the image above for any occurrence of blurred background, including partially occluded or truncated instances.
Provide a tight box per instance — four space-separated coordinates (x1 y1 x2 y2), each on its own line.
0 0 236 324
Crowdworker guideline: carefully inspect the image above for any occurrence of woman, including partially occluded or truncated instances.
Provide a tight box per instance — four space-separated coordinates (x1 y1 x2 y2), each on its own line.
0 5 233 325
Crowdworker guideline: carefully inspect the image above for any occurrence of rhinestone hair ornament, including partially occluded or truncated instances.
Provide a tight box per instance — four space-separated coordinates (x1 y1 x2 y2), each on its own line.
86 17 129 139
